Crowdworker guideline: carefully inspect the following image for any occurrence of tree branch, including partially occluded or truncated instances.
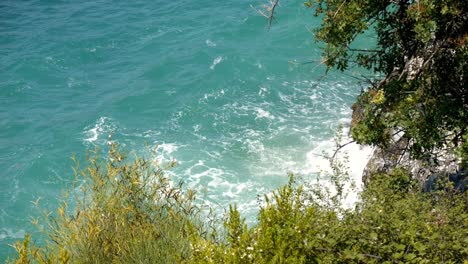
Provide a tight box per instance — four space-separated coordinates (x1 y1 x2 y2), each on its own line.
331 140 355 161
251 0 281 30
348 48 382 53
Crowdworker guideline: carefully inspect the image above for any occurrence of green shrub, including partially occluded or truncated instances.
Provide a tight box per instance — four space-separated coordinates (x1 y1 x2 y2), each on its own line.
8 146 468 263
191 169 468 263
8 145 204 264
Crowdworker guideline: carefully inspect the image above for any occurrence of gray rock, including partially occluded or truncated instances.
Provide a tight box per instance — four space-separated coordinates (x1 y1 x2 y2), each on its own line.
362 134 459 187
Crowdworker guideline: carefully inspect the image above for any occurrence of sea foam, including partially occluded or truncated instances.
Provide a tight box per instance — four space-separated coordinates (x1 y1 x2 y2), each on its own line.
210 56 223 70
305 127 374 208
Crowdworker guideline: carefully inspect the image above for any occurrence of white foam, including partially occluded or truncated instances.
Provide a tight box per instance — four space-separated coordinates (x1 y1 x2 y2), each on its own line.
84 127 99 142
305 129 374 209
158 143 178 154
258 86 268 97
205 39 217 47
210 56 223 70
83 117 110 143
200 89 226 103
67 77 77 88
154 143 179 165
182 161 251 205
255 108 274 120
0 228 25 241
193 124 201 133
245 138 265 154
145 78 373 219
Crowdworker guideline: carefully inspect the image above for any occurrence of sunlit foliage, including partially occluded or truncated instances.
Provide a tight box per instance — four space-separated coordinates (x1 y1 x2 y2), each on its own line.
308 0 468 162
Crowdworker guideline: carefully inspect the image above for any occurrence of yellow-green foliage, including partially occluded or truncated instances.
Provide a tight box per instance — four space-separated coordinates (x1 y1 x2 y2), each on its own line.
192 170 468 263
8 147 468 263
8 145 202 264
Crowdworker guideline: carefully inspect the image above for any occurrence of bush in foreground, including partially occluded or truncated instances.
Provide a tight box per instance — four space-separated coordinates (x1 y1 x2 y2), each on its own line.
8 146 468 263
192 169 467 263
8 145 203 263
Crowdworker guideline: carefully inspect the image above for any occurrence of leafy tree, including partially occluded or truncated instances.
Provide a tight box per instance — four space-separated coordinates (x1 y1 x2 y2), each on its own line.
307 0 467 163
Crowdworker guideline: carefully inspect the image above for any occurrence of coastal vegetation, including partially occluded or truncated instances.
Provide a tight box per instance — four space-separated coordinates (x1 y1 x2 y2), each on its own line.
8 0 468 263
8 144 468 263
310 0 468 163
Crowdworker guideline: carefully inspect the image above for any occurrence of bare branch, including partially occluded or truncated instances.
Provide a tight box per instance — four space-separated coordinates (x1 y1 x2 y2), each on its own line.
251 0 281 30
288 59 322 65
250 4 268 18
331 140 355 161
348 48 381 53
332 0 348 19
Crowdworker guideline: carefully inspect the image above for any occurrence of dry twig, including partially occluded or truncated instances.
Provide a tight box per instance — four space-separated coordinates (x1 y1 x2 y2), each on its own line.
250 0 281 30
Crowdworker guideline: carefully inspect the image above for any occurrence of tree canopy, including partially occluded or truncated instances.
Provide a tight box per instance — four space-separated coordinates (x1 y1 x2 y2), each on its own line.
308 0 467 164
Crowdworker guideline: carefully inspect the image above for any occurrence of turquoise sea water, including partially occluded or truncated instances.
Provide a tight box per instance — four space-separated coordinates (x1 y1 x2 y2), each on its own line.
0 0 372 259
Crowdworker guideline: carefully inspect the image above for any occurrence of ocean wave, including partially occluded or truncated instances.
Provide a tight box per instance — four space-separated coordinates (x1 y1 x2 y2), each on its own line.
205 39 217 47
210 56 223 70
0 228 25 241
83 117 117 144
305 128 374 208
